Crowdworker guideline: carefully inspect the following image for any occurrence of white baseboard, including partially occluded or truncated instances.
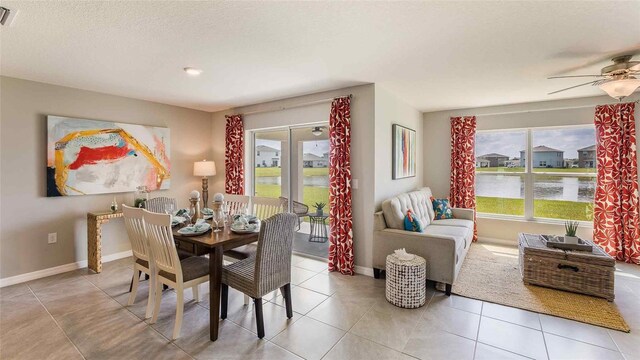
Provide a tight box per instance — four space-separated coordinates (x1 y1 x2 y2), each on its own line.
0 250 133 288
354 265 374 277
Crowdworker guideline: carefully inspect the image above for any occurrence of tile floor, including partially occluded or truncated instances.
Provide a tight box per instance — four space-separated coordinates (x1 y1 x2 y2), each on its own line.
1 245 639 360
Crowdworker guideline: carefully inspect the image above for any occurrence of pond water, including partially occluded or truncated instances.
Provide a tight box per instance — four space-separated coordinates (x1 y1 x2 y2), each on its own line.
256 176 329 187
476 174 595 202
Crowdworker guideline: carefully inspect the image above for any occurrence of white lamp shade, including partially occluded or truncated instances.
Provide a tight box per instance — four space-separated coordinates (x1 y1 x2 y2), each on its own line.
599 79 640 99
194 160 216 177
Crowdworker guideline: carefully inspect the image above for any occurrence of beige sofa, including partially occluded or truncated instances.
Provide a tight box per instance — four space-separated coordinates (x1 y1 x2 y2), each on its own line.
373 187 474 295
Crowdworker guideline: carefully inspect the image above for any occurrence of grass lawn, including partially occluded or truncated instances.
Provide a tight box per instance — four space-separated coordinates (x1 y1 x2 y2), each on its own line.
477 196 593 221
255 167 329 177
476 167 596 173
254 167 329 222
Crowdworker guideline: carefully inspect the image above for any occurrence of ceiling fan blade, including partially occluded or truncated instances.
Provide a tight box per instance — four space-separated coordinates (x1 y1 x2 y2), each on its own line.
548 80 600 95
548 75 606 79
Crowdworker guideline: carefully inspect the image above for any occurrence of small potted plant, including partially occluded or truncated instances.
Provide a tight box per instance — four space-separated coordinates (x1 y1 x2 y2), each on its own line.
564 220 579 244
314 202 326 216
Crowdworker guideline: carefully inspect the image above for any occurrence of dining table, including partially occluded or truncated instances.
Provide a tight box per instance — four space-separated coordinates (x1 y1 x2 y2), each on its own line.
172 221 259 341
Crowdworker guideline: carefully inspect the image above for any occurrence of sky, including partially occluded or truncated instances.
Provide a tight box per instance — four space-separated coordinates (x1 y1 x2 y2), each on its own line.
256 139 329 157
476 127 595 159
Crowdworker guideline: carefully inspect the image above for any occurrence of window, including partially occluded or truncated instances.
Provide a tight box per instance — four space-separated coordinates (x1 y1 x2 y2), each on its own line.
475 126 596 222
475 130 526 217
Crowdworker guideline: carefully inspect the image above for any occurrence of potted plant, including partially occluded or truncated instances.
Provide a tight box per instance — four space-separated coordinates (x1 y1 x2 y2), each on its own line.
564 220 579 244
314 202 326 216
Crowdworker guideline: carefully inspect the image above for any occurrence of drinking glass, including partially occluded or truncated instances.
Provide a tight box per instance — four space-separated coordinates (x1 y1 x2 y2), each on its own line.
164 203 175 215
212 209 223 233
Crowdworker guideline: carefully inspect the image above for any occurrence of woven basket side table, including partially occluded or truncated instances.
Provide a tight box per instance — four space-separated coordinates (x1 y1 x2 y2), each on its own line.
385 253 427 309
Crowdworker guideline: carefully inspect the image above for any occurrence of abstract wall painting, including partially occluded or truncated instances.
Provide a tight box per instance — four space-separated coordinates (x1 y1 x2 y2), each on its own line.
392 124 416 179
47 116 170 197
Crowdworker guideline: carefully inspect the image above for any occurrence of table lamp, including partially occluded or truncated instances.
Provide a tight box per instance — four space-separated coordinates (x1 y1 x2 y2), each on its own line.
193 160 216 207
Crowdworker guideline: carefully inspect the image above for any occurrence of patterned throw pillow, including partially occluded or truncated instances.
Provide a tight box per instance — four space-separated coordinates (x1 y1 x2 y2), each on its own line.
403 209 422 232
431 197 453 220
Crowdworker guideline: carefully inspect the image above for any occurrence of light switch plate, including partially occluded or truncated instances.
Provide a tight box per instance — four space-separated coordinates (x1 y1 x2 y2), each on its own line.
48 233 57 244
352 179 359 189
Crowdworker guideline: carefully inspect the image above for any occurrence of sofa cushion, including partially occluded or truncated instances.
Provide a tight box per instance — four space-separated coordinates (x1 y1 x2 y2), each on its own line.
431 218 474 231
404 210 423 232
431 197 453 220
382 192 431 230
423 224 470 251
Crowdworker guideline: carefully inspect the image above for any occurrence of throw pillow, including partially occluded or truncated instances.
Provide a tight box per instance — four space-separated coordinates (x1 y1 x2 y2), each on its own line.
431 197 453 220
403 209 422 232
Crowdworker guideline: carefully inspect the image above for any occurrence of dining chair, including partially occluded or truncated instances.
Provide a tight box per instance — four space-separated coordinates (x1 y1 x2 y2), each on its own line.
279 196 309 230
145 197 178 213
221 213 298 339
122 205 155 319
224 194 250 215
143 210 209 340
251 196 284 220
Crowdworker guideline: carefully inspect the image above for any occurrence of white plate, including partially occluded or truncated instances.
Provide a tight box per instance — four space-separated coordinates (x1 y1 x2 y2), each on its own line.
177 224 211 236
230 224 259 234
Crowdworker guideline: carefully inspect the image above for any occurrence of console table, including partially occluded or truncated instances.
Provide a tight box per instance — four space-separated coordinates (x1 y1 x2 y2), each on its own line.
88 210 123 273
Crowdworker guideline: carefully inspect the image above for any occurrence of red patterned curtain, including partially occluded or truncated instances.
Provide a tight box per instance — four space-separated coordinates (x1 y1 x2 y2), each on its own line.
450 116 478 242
593 102 640 264
328 97 354 275
225 115 244 195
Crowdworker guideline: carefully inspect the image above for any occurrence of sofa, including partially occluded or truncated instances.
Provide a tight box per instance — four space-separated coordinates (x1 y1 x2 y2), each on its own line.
373 187 474 295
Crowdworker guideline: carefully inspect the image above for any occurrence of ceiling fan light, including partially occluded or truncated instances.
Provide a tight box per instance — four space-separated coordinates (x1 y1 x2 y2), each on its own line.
311 127 323 136
599 78 640 99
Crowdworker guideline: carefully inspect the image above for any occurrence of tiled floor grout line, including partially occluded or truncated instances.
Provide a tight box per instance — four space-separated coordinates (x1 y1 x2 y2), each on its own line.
475 340 536 360
472 302 484 359
81 272 197 359
538 310 551 360
26 284 88 360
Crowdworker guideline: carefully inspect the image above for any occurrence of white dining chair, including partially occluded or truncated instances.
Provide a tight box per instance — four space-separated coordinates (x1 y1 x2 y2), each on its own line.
251 196 284 220
145 197 178 213
143 210 209 340
123 205 155 319
224 194 250 215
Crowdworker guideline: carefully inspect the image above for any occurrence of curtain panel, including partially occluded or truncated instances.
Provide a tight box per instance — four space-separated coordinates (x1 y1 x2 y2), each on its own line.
225 114 244 195
328 97 354 275
450 116 478 242
593 102 640 264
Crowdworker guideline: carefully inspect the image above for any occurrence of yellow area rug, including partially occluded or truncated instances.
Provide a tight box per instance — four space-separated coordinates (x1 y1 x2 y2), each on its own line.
452 243 630 332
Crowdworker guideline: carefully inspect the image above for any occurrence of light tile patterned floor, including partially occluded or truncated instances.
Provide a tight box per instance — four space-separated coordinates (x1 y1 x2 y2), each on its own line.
1 245 639 360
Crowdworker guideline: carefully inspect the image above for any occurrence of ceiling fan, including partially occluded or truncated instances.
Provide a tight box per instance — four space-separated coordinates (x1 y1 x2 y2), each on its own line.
548 55 640 99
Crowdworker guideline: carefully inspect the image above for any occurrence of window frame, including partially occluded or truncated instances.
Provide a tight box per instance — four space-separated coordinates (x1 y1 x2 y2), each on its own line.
475 125 596 225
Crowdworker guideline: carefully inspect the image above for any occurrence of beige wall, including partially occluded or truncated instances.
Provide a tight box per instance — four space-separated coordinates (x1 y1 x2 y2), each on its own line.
423 95 640 244
374 85 423 208
0 77 212 279
211 84 377 269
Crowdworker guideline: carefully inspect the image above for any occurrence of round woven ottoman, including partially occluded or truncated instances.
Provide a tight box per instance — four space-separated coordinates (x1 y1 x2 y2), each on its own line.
385 254 426 308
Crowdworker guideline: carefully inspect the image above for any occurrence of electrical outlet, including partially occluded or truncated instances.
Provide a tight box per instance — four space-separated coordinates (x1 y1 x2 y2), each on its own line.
48 233 57 244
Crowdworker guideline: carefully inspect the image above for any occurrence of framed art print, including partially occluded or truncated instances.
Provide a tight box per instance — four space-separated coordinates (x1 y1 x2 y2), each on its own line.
392 124 416 179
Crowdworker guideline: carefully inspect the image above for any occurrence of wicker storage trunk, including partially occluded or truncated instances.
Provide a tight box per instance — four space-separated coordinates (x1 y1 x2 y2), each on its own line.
518 233 616 301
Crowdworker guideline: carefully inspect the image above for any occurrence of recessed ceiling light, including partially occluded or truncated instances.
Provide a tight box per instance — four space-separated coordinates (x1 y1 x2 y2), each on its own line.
183 67 203 76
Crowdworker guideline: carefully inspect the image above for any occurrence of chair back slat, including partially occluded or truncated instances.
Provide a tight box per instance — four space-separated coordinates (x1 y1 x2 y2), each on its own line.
278 197 309 216
254 213 298 296
146 197 178 213
143 210 182 281
224 194 250 215
252 196 284 220
122 205 149 262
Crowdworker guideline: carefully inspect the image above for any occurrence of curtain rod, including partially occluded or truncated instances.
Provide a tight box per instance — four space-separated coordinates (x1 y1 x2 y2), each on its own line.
476 99 639 117
239 94 353 116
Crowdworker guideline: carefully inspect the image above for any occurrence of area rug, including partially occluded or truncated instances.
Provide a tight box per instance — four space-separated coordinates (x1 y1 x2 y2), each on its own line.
452 243 630 332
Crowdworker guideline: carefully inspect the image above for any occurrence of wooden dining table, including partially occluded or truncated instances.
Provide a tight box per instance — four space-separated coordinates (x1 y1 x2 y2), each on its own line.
172 222 258 341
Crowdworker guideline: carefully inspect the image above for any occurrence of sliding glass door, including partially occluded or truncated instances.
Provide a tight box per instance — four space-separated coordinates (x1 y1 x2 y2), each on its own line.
253 129 289 200
251 124 330 258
